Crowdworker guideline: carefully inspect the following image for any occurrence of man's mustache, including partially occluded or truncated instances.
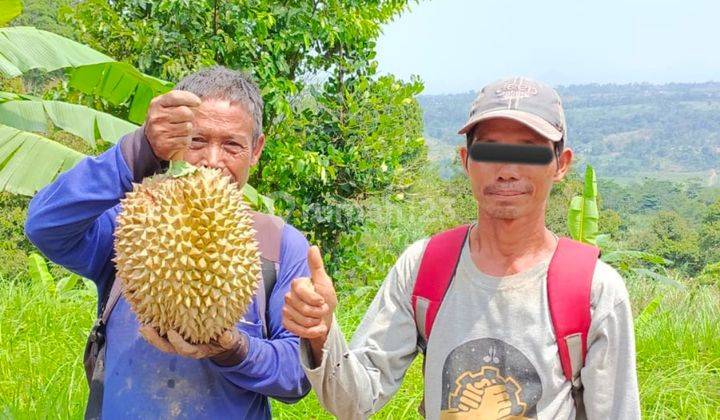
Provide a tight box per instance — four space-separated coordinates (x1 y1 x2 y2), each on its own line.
484 183 533 195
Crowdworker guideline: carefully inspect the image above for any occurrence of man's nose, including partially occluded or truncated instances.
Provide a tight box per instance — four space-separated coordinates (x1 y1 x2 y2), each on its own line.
205 145 222 169
495 163 521 182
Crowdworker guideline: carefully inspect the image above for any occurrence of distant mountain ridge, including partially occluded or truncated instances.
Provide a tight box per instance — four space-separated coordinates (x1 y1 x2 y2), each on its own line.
419 82 720 184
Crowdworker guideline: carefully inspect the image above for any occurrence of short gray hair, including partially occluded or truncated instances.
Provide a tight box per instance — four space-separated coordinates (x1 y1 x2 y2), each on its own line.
175 66 264 142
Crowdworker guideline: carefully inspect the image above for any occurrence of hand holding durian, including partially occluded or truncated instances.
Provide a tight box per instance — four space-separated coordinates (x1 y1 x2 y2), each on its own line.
138 324 243 360
114 90 263 358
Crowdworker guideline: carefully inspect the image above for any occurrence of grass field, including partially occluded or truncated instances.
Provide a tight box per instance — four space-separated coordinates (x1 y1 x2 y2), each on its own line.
1 274 718 419
1 170 718 419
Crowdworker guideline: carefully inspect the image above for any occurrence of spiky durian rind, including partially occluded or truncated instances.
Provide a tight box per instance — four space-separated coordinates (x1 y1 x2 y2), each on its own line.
114 166 261 344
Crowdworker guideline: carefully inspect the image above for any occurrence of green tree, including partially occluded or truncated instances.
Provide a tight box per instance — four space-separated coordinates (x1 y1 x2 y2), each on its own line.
9 0 73 37
696 261 720 287
699 198 720 266
631 210 703 275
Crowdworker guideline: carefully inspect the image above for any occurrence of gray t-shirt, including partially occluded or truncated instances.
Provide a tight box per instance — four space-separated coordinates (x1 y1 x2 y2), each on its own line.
301 237 641 420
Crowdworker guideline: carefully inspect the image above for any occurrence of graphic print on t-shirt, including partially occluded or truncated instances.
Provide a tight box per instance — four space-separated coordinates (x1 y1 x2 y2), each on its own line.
439 338 542 420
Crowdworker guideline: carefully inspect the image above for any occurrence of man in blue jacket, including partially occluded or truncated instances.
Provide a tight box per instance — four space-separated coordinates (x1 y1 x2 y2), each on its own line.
25 66 311 418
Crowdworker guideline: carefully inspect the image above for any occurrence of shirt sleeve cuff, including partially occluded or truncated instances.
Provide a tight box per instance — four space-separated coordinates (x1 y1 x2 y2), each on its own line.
210 332 250 367
299 315 344 375
211 334 260 373
119 125 166 182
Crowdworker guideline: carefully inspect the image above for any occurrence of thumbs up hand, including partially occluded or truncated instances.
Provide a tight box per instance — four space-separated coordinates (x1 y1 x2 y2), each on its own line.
283 246 338 363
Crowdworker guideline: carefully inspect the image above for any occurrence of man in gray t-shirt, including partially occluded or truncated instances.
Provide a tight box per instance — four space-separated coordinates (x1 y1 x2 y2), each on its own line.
282 77 641 420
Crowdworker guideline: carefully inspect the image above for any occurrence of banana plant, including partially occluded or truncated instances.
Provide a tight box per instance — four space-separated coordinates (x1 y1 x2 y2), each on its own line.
565 165 683 288
0 2 166 194
567 164 599 245
28 252 96 301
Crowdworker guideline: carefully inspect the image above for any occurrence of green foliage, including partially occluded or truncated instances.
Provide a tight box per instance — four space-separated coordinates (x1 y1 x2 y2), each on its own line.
241 182 275 215
0 18 273 211
166 160 198 178
0 192 33 279
0 25 172 124
0 26 110 76
699 198 720 266
696 262 720 287
27 252 54 292
634 294 662 328
567 164 599 245
63 0 414 123
0 23 166 194
26 252 95 300
264 75 426 260
334 165 471 291
601 249 671 272
628 210 704 276
6 0 72 37
598 208 624 238
0 0 23 26
629 281 720 418
545 169 582 236
0 274 95 418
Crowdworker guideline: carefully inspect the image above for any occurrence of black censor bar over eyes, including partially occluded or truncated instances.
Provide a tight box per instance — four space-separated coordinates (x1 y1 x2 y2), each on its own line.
469 142 554 165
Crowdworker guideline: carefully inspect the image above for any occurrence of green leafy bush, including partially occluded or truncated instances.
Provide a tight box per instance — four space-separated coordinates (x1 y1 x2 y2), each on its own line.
0 192 32 279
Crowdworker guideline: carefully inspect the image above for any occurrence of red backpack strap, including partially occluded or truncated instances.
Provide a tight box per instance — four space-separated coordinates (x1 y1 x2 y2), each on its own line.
547 237 600 389
412 225 471 351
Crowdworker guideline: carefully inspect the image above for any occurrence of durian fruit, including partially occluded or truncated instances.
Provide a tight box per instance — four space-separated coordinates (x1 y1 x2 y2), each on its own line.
114 164 261 344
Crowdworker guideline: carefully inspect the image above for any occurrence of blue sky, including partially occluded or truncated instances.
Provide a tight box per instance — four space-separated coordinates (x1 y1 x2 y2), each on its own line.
376 0 720 94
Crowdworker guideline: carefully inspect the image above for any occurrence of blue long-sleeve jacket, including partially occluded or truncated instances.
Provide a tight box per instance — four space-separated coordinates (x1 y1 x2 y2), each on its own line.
25 129 311 419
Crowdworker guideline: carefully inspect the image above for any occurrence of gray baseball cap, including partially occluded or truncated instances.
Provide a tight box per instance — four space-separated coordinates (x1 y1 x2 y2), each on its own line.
458 76 566 142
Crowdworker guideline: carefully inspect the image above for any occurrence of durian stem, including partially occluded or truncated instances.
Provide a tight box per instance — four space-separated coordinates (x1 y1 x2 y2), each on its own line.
169 149 185 162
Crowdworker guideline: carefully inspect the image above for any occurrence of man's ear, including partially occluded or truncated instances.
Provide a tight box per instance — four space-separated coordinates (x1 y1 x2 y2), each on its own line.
459 146 470 175
251 134 265 166
553 147 573 182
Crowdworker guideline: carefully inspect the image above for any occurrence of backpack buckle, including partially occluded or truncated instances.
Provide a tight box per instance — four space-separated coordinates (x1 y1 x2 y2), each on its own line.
89 319 106 346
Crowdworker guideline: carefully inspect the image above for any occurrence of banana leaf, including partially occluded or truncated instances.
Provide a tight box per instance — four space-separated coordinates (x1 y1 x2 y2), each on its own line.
0 91 138 148
0 27 173 123
242 182 276 215
567 164 599 245
601 249 672 266
0 123 83 195
0 26 110 77
632 268 685 289
635 295 662 326
69 62 173 124
28 252 54 293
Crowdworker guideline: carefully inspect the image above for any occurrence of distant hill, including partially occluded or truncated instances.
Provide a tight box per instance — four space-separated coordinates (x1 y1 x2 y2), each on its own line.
419 82 720 184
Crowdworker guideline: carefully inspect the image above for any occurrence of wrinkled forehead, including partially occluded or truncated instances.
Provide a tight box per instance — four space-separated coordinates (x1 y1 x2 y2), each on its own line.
194 99 254 138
